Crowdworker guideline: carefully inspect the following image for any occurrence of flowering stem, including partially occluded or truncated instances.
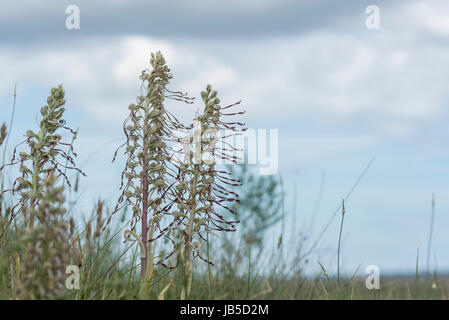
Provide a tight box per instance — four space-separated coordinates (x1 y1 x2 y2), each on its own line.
141 130 149 278
337 199 345 287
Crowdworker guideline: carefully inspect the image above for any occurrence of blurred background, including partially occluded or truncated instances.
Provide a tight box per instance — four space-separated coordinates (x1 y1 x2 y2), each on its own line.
1 0 449 277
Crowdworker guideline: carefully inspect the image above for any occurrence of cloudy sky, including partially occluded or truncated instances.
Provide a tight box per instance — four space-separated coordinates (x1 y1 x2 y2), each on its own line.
1 0 449 276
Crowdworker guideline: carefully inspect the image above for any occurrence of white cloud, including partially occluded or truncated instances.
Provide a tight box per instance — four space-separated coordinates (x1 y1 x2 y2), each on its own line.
404 2 449 37
1 0 449 140
0 36 237 123
230 29 448 124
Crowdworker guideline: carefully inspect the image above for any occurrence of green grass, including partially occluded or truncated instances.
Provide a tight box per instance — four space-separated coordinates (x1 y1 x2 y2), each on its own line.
0 168 446 300
0 184 447 299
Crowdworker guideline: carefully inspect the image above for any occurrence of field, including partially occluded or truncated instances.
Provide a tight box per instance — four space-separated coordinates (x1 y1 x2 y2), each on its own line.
0 52 446 301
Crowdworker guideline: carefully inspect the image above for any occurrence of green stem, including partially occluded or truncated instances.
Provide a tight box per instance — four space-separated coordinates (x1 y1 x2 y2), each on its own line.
182 164 199 299
1 84 17 211
337 201 345 287
140 126 149 279
415 247 420 298
246 246 251 299
206 223 214 298
1 84 16 168
426 194 435 276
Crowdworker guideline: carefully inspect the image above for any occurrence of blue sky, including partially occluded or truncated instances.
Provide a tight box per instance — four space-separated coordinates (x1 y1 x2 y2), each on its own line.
1 0 449 276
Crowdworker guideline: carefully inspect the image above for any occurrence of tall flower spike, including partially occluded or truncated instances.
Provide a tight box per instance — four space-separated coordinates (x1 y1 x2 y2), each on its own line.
109 51 193 278
0 85 85 224
177 84 246 299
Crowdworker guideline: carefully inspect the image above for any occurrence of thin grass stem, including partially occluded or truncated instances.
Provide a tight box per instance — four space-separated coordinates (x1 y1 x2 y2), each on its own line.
337 199 345 287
